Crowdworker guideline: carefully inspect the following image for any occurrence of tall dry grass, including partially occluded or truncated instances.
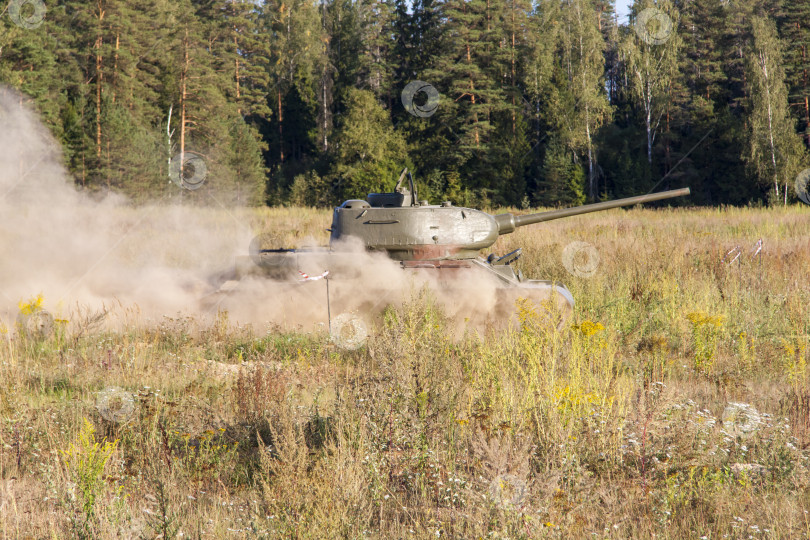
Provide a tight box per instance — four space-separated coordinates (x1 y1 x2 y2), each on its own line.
0 205 808 538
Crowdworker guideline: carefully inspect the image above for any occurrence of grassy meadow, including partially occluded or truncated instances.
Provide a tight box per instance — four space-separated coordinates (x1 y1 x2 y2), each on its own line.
1 204 809 538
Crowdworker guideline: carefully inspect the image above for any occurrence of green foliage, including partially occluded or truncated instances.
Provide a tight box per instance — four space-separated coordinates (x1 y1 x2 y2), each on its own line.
329 88 409 197
536 137 586 205
621 0 682 167
61 419 119 538
1 0 809 206
743 15 808 205
290 170 331 206
553 0 612 200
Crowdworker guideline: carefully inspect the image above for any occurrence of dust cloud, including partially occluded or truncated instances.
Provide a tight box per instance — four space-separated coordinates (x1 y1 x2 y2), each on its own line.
0 86 248 330
209 237 507 334
0 86 554 337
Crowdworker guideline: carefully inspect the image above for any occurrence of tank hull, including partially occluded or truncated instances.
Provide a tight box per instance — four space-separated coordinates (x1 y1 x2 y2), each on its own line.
209 249 574 333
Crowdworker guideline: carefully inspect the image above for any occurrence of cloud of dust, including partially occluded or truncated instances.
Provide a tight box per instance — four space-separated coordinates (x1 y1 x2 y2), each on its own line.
0 86 526 337
215 235 509 336
0 86 250 329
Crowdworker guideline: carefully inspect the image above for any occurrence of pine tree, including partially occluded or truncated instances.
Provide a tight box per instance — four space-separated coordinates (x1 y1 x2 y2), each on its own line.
262 0 323 165
221 0 272 120
778 0 810 147
428 0 501 155
537 135 586 205
669 0 738 203
679 0 727 104
522 0 559 200
424 0 525 203
388 0 448 200
357 0 395 99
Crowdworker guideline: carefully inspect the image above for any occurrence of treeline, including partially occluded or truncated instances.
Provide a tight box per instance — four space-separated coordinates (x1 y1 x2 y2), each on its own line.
1 0 808 207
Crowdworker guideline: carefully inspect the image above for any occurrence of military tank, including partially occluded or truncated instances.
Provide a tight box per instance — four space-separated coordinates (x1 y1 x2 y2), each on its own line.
217 169 689 334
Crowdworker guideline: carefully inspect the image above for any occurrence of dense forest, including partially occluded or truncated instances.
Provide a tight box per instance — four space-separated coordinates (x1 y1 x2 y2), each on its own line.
1 0 809 207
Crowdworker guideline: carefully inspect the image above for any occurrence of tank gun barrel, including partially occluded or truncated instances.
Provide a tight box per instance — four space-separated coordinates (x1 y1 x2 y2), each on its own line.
494 188 690 235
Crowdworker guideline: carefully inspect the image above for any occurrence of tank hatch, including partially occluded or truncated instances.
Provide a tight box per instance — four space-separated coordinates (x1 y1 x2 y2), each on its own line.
367 192 408 207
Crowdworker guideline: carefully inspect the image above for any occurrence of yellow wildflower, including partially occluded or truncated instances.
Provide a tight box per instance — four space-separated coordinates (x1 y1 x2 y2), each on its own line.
18 294 45 316
686 311 707 325
571 320 605 336
687 311 725 328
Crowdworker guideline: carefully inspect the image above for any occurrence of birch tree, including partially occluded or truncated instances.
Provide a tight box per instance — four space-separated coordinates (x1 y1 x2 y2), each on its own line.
557 0 611 200
621 0 681 166
744 15 805 205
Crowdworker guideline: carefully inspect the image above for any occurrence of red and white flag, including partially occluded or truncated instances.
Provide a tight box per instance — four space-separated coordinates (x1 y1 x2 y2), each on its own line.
722 246 741 264
750 239 763 257
298 270 330 282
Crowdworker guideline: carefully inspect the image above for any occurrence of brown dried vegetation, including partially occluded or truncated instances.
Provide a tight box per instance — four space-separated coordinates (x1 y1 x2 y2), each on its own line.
0 205 809 538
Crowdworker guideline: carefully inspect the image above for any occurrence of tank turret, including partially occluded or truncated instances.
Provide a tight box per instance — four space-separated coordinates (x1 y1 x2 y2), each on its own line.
329 168 690 260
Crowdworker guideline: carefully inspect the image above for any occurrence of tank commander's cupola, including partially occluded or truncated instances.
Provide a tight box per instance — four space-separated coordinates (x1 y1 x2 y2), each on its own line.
367 168 418 207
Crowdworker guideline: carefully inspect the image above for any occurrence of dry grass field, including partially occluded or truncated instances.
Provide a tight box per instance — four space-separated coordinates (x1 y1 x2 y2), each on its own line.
1 205 809 539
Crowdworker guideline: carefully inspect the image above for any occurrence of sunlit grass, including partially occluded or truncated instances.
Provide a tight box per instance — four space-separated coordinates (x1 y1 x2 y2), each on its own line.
0 205 808 538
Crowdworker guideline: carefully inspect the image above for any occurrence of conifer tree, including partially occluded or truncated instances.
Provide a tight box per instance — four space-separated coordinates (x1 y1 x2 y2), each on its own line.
262 0 323 165
0 0 808 206
778 0 810 146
